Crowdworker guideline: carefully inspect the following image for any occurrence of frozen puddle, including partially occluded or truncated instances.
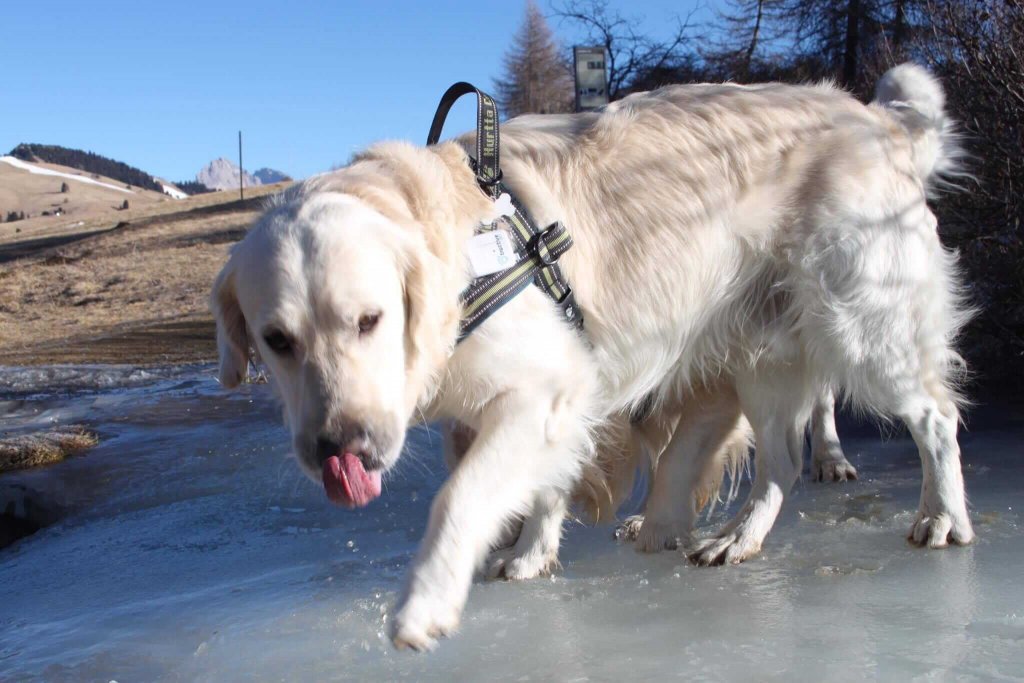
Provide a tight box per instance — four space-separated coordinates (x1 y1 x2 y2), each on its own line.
1 368 1022 680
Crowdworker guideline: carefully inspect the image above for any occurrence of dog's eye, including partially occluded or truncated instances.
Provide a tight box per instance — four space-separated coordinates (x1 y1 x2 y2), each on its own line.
358 312 381 335
263 330 293 355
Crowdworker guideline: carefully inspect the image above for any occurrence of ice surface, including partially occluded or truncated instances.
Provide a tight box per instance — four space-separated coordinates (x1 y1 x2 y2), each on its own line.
0 364 202 399
1 368 1022 681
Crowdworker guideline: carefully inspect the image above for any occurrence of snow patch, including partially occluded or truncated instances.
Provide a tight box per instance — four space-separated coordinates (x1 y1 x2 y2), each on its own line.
0 156 134 194
159 182 188 200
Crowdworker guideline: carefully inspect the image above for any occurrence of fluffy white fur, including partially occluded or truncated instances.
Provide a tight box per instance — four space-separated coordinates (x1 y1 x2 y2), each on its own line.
212 63 973 650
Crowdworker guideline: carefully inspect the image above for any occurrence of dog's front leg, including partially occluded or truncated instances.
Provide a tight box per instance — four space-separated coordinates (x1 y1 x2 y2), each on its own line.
391 390 588 651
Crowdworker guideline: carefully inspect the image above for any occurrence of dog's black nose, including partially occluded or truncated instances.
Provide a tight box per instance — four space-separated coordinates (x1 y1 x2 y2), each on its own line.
315 437 343 466
315 421 372 465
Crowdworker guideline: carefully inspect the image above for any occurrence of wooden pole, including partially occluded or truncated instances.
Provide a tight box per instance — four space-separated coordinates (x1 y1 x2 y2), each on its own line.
238 130 244 201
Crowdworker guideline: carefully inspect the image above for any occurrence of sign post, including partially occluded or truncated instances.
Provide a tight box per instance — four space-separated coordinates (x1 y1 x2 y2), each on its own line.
238 130 244 201
573 46 609 112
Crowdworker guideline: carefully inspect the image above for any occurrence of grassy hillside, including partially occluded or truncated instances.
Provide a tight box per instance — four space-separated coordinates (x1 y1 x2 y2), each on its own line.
0 158 173 230
10 143 163 192
0 181 289 365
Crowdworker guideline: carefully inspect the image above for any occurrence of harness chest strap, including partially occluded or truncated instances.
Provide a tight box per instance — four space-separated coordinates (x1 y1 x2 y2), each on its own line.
460 220 575 337
426 82 584 341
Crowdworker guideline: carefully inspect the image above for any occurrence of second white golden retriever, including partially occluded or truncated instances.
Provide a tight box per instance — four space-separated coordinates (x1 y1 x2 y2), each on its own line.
212 63 972 650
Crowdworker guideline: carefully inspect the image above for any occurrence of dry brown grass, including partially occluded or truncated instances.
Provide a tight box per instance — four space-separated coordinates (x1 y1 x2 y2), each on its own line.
0 159 174 234
0 182 288 366
0 426 98 472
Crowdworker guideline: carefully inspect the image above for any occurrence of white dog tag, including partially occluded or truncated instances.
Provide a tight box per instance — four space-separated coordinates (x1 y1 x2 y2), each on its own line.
466 229 516 277
493 192 515 218
481 192 516 224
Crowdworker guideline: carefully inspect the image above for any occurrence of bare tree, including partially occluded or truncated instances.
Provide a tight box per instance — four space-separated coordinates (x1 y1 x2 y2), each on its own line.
769 0 878 86
494 1 574 117
705 0 790 79
919 0 1024 231
552 0 698 100
703 0 929 91
743 0 768 69
910 0 1024 384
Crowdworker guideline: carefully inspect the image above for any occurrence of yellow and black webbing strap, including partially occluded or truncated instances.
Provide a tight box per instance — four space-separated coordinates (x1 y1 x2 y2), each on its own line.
426 82 501 196
458 222 576 339
426 81 584 341
503 190 572 309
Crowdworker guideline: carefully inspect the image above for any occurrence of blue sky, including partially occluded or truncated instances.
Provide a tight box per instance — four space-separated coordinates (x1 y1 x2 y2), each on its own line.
0 1 715 182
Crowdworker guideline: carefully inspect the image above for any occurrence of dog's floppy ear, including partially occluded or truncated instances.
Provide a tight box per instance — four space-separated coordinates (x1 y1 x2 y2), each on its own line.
402 240 457 411
210 263 250 388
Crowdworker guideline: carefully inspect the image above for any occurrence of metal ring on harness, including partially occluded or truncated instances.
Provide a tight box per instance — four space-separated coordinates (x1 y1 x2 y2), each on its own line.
530 226 560 267
477 169 504 187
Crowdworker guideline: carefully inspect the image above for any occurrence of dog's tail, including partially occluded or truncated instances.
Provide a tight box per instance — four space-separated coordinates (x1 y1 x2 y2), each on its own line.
872 63 965 191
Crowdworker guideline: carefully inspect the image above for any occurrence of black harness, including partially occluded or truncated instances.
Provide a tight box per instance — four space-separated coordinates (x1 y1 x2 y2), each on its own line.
426 82 583 341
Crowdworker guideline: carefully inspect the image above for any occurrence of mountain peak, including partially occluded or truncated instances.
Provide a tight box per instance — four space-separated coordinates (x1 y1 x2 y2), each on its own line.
196 158 259 191
252 167 291 184
195 159 291 191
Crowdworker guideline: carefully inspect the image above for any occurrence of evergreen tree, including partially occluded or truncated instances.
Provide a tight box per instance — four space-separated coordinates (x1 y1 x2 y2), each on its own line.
494 1 573 117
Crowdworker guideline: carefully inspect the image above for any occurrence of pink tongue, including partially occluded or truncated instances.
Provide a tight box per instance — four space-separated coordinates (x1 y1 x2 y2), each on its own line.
322 453 382 508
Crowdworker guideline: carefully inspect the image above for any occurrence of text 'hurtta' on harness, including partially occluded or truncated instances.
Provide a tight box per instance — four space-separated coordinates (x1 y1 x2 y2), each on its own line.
426 82 583 342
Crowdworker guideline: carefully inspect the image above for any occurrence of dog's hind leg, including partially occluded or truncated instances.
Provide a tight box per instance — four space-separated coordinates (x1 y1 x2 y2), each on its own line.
613 408 676 542
801 182 973 548
831 363 972 548
633 384 746 553
810 388 858 482
899 393 973 547
690 366 811 566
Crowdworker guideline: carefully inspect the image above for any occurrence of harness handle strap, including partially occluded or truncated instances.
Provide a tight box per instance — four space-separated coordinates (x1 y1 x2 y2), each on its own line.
426 82 501 196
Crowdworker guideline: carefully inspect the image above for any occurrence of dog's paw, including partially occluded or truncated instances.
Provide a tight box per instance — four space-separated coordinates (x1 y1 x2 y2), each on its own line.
614 514 645 542
390 592 461 652
908 509 974 549
688 532 762 566
812 456 858 482
634 519 687 553
485 546 559 581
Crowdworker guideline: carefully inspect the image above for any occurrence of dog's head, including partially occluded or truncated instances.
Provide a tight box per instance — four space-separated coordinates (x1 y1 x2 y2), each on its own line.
211 174 460 507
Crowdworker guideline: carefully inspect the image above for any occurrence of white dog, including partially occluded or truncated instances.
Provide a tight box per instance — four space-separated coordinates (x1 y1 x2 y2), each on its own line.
212 63 972 649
